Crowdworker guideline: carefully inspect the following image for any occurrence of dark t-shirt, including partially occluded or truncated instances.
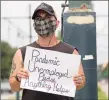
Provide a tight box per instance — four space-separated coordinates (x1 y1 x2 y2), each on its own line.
20 41 76 100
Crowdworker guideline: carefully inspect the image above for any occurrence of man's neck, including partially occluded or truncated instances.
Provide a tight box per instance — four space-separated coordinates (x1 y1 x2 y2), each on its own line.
37 34 59 47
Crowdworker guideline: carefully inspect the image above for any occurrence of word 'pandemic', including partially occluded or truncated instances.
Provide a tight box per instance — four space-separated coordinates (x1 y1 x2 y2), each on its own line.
31 49 60 66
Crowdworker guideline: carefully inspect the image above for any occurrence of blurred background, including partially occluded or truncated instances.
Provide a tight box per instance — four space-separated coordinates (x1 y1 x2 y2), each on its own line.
1 1 108 100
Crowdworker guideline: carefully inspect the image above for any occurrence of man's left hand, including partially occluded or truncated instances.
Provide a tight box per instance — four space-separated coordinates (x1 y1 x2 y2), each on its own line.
73 74 86 90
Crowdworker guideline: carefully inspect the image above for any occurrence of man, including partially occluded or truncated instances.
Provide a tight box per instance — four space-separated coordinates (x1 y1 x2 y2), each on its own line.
9 2 86 100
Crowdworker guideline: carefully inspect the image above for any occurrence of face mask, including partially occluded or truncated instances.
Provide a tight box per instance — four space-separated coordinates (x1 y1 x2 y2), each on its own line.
33 17 57 37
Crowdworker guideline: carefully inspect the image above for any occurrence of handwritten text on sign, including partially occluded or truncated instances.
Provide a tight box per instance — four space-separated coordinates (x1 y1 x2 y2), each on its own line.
20 46 81 97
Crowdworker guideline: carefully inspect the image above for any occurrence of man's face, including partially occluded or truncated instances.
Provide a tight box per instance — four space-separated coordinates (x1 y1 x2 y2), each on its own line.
33 10 59 37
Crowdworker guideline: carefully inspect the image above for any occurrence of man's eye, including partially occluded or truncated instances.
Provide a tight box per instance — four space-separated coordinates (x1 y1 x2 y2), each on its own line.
46 15 51 18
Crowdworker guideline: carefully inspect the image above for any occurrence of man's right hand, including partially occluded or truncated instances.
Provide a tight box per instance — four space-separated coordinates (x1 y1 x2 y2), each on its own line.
16 68 29 82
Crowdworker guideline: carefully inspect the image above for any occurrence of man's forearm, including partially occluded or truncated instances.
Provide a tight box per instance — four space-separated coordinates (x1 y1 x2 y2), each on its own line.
9 76 22 92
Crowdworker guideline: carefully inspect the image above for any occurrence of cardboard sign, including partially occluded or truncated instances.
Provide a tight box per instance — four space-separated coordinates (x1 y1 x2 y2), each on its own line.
20 46 81 97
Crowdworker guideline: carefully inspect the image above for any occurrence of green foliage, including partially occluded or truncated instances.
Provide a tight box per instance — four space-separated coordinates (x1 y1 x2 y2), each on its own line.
98 86 108 100
97 63 108 81
102 63 108 79
0 41 17 79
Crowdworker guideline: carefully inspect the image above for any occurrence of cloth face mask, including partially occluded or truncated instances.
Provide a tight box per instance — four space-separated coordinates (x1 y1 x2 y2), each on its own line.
33 17 57 36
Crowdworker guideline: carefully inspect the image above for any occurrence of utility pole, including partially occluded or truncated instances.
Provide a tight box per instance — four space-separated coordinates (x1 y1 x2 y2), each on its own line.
8 21 11 43
29 4 32 43
62 0 97 100
16 5 32 99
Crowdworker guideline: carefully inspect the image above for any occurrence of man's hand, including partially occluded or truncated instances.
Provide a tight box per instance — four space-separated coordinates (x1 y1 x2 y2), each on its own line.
73 49 86 90
16 68 29 82
73 74 86 90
